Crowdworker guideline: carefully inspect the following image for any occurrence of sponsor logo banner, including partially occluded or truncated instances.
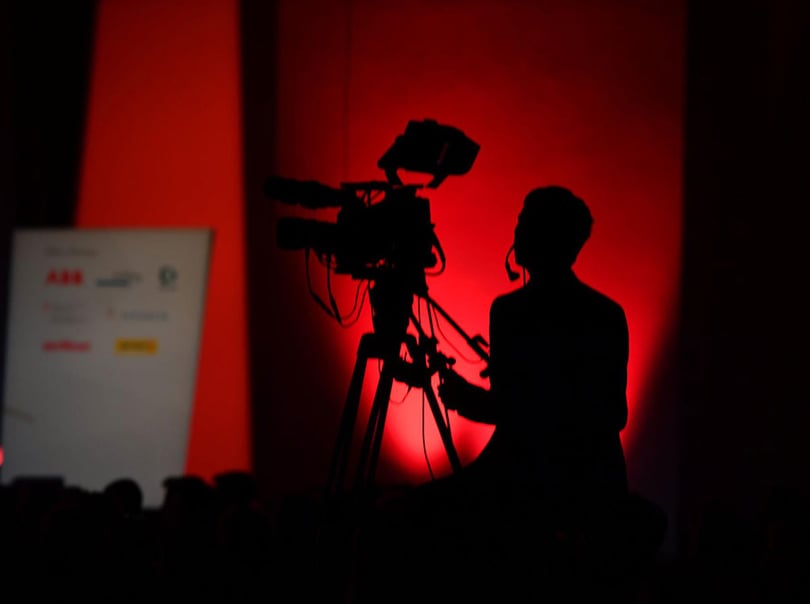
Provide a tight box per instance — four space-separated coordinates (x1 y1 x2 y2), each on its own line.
3 228 211 507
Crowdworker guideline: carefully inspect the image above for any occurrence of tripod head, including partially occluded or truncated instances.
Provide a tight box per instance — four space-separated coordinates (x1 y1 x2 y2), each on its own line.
363 266 490 389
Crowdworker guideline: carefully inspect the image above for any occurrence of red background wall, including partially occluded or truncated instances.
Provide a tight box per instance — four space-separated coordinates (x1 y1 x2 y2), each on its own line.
7 0 810 565
77 0 251 476
76 0 684 511
261 0 684 494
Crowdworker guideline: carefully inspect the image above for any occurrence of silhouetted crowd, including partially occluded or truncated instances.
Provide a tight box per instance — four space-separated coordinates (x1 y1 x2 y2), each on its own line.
1 474 808 603
0 473 285 602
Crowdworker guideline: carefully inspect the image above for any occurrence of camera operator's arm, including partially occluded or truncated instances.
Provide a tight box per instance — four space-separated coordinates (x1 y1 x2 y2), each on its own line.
438 297 509 425
438 370 496 424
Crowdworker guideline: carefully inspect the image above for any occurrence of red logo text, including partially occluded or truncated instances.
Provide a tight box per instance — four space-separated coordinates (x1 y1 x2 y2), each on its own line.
46 269 84 286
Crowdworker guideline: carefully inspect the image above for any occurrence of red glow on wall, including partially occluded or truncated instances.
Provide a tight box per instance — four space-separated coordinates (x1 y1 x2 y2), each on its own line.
77 0 250 478
272 1 685 486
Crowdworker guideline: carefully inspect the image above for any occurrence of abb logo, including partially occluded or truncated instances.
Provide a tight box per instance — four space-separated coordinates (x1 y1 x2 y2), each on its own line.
46 269 84 286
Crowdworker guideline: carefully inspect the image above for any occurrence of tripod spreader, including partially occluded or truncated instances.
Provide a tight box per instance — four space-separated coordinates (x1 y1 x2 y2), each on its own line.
389 340 455 388
325 326 463 500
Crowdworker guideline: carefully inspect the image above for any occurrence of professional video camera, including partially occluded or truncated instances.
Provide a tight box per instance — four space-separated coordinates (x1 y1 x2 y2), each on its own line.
264 119 479 286
265 119 488 497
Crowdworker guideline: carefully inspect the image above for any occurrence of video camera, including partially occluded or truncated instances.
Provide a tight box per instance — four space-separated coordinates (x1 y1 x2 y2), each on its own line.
266 121 490 492
264 119 479 283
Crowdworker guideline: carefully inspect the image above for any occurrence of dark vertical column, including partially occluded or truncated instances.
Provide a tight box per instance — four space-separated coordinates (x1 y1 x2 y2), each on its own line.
240 0 279 501
680 0 810 553
0 0 96 454
0 4 18 454
4 1 96 228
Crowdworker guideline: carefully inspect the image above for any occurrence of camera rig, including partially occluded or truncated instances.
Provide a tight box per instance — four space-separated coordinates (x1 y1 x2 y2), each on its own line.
264 119 489 497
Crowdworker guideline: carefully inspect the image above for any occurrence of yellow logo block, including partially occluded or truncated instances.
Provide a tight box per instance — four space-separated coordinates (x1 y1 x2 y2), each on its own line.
115 338 158 355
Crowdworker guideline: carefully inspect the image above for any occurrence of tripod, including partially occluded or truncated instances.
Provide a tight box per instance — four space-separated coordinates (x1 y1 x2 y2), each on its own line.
324 274 489 500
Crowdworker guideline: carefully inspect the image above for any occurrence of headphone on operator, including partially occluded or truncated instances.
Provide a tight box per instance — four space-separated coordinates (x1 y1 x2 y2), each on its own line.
504 244 522 282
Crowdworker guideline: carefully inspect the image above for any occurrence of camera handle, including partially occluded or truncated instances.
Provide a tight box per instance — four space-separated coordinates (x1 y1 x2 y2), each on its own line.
423 295 490 373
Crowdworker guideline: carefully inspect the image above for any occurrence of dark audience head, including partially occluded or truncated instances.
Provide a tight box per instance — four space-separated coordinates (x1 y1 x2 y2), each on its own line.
161 475 213 515
213 470 257 507
103 477 144 517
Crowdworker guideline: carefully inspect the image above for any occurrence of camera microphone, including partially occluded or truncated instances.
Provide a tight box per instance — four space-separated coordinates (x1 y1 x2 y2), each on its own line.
264 177 355 209
504 245 521 282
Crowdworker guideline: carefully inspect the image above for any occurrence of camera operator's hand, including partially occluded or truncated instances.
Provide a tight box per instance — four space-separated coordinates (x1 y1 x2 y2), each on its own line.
438 369 473 411
437 369 496 424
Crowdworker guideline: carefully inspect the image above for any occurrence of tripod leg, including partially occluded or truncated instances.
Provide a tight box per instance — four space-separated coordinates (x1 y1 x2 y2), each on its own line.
401 331 463 474
422 381 463 473
354 355 398 493
326 334 373 498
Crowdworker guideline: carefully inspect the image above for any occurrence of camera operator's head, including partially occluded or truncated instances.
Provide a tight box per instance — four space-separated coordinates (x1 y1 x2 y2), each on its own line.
513 186 593 275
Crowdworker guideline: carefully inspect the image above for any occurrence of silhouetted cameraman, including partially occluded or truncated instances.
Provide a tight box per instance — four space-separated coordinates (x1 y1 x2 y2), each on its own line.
440 186 628 515
357 187 657 603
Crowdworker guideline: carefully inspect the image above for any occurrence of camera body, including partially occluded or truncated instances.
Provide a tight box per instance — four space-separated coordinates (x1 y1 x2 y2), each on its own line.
265 119 478 287
275 184 436 280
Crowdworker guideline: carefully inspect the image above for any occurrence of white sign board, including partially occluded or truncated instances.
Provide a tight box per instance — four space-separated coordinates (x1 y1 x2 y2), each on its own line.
1 229 212 507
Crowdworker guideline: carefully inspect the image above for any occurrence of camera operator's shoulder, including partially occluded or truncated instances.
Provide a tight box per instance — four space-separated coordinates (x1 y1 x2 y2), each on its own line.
580 282 627 321
490 287 530 318
494 286 529 306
